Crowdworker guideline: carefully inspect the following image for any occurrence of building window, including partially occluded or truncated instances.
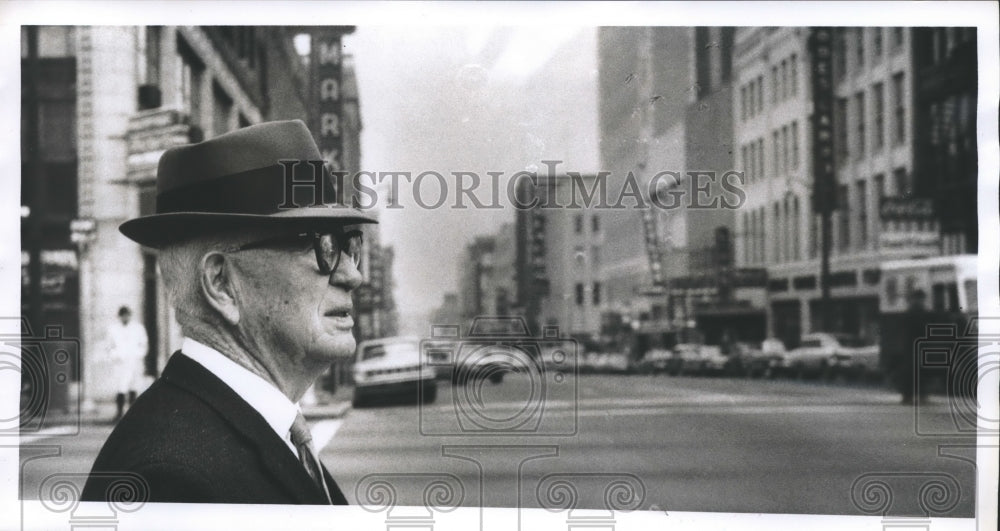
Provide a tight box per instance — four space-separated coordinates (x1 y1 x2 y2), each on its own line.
575 283 585 306
782 125 790 174
780 59 788 100
212 81 233 137
740 85 747 121
756 74 764 112
771 66 779 104
836 97 849 160
873 28 883 58
893 167 909 197
791 121 800 169
741 145 748 180
790 54 798 96
742 212 750 265
757 138 765 177
139 26 162 87
592 282 601 306
835 28 847 80
773 202 782 262
809 199 819 258
892 72 906 145
892 27 904 51
855 28 865 71
873 82 885 150
855 92 866 159
783 197 792 263
857 180 868 249
874 173 885 239
37 26 76 58
177 35 205 129
793 196 801 260
837 185 850 251
574 214 583 234
591 214 600 233
772 130 780 176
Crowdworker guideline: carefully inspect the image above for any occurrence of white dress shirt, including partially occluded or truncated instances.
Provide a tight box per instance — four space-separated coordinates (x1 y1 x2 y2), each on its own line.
180 338 300 456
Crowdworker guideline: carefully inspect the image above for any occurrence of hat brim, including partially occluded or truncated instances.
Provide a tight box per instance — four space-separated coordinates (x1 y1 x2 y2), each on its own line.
119 207 378 249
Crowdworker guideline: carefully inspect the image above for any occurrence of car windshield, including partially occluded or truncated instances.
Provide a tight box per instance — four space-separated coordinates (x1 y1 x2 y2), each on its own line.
361 340 418 361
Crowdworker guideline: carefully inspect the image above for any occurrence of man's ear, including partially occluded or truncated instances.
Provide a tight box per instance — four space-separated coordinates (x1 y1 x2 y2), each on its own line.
200 252 240 326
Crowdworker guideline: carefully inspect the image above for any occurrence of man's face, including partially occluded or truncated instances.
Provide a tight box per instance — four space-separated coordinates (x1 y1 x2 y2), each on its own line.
225 226 364 369
119 312 131 325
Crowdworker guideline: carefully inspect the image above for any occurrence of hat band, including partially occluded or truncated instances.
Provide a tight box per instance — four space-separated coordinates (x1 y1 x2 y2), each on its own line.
156 162 342 215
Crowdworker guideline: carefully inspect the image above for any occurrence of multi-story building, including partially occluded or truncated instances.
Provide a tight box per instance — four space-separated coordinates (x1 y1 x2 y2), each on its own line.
459 235 497 325
513 176 604 338
731 27 962 347
20 25 377 408
597 27 694 327
912 27 978 256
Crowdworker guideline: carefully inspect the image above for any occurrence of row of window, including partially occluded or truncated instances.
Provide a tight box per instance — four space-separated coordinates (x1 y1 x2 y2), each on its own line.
176 33 249 139
574 282 602 306
835 73 906 161
573 214 600 234
742 197 803 266
834 27 906 80
739 120 801 183
739 74 765 121
741 167 910 266
740 52 800 122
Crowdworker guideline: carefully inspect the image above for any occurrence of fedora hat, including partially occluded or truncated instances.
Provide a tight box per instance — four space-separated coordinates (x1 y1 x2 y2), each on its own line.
119 120 376 248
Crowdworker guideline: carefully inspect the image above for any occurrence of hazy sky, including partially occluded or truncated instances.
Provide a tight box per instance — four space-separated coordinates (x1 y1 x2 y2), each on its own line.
343 27 598 319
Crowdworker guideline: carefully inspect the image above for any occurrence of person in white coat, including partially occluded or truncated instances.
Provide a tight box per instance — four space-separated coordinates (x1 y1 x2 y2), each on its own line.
106 306 148 420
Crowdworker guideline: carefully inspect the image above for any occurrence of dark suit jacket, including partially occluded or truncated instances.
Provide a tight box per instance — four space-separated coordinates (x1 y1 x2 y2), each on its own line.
82 352 348 505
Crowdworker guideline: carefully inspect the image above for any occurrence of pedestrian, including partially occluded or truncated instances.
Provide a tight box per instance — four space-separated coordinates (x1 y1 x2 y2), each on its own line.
106 305 148 421
82 120 376 504
895 288 929 405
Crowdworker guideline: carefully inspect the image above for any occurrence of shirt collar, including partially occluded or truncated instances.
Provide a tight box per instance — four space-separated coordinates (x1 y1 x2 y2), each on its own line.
180 337 299 447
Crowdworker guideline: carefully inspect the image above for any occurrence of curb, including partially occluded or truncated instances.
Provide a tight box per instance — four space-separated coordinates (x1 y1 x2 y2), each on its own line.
302 401 352 420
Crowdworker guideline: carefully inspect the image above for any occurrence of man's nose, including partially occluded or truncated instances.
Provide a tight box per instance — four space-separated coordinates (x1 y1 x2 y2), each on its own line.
329 252 363 291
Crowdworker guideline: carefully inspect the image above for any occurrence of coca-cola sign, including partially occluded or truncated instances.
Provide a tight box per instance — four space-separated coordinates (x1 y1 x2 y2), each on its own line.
879 197 935 221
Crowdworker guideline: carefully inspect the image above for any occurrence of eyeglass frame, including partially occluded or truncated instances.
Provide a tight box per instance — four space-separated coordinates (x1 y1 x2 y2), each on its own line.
224 228 364 278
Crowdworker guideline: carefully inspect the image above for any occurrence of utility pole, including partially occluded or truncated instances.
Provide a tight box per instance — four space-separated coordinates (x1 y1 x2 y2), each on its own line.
24 26 45 333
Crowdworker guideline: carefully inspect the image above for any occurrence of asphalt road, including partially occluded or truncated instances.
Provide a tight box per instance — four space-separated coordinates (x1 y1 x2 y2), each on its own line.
17 373 977 519
322 374 977 517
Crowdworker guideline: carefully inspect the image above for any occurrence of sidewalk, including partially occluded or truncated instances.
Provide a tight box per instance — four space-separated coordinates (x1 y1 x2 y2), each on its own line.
30 383 355 428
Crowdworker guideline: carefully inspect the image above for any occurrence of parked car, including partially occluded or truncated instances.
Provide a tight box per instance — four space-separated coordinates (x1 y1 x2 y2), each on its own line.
828 335 881 381
674 343 727 376
352 336 437 408
727 339 787 378
778 334 834 379
779 333 877 380
635 348 676 375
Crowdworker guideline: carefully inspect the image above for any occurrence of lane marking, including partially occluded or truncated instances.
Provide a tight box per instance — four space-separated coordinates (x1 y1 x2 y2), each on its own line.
311 419 343 451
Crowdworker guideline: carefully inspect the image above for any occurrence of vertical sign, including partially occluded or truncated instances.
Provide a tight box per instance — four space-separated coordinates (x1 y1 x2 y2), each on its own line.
640 207 664 286
310 30 344 177
809 27 837 212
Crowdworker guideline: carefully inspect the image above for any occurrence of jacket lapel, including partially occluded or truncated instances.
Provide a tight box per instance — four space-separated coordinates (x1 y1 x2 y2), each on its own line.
160 352 331 504
321 463 349 505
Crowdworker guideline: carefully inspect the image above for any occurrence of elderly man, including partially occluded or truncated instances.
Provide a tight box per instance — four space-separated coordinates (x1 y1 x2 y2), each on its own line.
82 120 374 504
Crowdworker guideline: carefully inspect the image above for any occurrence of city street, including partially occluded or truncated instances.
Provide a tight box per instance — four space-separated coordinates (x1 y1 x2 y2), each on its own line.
323 374 977 517
18 374 976 518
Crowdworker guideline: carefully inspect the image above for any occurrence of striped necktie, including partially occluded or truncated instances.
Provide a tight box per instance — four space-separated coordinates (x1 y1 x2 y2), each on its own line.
290 412 332 504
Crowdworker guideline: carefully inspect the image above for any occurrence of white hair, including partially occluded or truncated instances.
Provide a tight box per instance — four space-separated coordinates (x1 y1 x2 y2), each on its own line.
157 233 237 337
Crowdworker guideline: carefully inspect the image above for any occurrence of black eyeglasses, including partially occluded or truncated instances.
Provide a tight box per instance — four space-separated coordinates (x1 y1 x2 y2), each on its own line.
226 229 364 277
